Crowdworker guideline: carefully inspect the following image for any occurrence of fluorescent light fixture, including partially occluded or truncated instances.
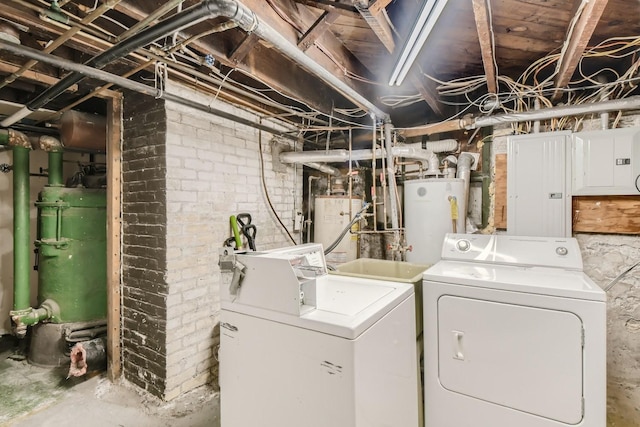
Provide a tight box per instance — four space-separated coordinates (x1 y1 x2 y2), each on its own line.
388 0 449 86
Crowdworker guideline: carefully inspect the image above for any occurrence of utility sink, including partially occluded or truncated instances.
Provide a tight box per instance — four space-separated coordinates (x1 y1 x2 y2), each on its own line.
330 258 429 336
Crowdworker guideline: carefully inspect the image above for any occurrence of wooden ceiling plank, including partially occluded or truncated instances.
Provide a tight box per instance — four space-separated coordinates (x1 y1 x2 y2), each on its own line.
553 0 609 96
0 60 78 92
409 73 445 117
298 11 341 52
290 0 359 16
261 0 376 85
471 0 498 93
354 1 395 53
229 33 260 63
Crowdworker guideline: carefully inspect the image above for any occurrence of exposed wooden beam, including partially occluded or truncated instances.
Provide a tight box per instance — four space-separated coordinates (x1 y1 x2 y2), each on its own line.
471 0 498 93
242 0 377 99
105 89 122 382
112 1 369 119
0 2 112 56
368 0 393 15
290 0 359 16
409 72 445 117
0 60 79 92
354 1 395 53
298 11 341 52
553 0 609 98
229 33 259 63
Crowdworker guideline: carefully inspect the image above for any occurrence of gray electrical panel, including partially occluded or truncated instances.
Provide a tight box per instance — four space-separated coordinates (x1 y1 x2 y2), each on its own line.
507 132 572 237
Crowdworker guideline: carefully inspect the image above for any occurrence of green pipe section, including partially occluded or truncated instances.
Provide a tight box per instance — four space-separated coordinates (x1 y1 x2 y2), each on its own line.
0 129 8 146
12 146 31 312
47 151 63 187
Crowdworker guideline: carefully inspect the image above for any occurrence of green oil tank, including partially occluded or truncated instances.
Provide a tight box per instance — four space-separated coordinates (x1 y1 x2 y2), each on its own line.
35 186 107 323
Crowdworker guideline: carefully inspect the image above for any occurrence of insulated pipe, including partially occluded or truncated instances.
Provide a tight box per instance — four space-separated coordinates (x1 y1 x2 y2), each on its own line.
303 162 341 176
383 121 400 239
280 145 440 170
0 39 299 142
1 0 387 128
456 152 475 229
417 139 458 153
68 336 107 378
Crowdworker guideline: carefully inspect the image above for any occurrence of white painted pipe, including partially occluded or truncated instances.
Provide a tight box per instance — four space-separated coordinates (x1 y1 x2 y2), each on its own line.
416 139 458 153
384 121 400 233
280 145 442 170
303 162 341 176
456 152 475 231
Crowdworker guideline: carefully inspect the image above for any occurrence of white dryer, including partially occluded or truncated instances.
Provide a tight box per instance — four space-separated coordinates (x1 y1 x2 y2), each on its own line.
423 234 606 427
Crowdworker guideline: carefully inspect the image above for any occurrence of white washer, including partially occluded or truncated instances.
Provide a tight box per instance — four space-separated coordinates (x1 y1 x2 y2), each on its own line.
219 244 419 427
423 234 606 427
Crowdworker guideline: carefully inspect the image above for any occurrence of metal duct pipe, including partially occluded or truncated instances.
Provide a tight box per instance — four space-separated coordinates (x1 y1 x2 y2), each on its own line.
402 95 640 137
417 139 458 153
384 120 400 239
280 138 456 164
304 162 341 176
1 0 387 128
470 98 640 129
456 152 475 230
0 39 299 142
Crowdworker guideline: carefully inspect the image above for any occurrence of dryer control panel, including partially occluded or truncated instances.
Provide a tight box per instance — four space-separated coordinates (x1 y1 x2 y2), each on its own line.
441 233 583 270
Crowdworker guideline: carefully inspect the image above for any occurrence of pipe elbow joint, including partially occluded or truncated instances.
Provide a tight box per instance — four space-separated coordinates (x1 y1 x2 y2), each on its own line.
36 135 63 152
7 129 33 149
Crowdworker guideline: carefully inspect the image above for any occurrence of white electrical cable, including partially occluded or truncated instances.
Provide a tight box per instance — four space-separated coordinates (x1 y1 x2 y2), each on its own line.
604 261 640 292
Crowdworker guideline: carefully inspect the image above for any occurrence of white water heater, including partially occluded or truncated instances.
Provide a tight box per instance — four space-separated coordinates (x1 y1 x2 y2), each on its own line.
404 178 465 265
314 196 361 264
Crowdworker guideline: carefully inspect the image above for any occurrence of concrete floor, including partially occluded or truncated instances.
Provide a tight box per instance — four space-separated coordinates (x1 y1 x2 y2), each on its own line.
0 339 220 427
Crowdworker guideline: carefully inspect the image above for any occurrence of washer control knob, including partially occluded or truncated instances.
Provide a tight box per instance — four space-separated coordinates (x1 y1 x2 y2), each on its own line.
556 246 568 256
456 240 471 252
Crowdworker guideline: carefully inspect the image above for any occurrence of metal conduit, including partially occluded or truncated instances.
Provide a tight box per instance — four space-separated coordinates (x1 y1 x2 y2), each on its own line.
403 95 640 137
1 0 387 128
0 39 300 142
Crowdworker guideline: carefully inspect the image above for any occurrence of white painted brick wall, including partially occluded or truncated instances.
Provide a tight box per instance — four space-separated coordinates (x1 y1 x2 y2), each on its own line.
162 81 302 397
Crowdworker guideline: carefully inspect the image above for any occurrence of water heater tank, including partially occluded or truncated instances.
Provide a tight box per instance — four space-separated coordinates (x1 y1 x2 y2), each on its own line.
313 196 361 265
405 178 466 265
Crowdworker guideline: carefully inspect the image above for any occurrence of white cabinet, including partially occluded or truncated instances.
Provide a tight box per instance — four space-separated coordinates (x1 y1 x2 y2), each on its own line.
572 127 640 195
507 132 571 237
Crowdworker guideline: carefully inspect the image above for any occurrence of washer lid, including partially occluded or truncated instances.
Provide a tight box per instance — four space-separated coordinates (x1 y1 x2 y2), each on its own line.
424 260 606 301
223 275 414 339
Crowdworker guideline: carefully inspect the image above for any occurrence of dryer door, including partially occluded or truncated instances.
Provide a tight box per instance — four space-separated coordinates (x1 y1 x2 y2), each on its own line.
438 296 584 424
